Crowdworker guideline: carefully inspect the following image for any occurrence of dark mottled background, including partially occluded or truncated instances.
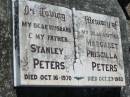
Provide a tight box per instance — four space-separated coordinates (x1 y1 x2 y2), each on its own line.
0 0 130 97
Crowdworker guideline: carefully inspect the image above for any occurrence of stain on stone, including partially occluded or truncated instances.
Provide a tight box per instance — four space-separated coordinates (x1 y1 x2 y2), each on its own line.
74 77 84 80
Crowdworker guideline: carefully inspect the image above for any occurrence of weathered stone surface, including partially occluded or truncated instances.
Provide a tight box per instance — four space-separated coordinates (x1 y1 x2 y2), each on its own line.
126 3 130 16
0 0 130 97
0 0 16 97
121 2 130 96
126 3 130 42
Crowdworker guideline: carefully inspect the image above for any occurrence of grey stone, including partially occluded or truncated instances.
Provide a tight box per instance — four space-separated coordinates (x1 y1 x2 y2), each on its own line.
0 0 130 97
